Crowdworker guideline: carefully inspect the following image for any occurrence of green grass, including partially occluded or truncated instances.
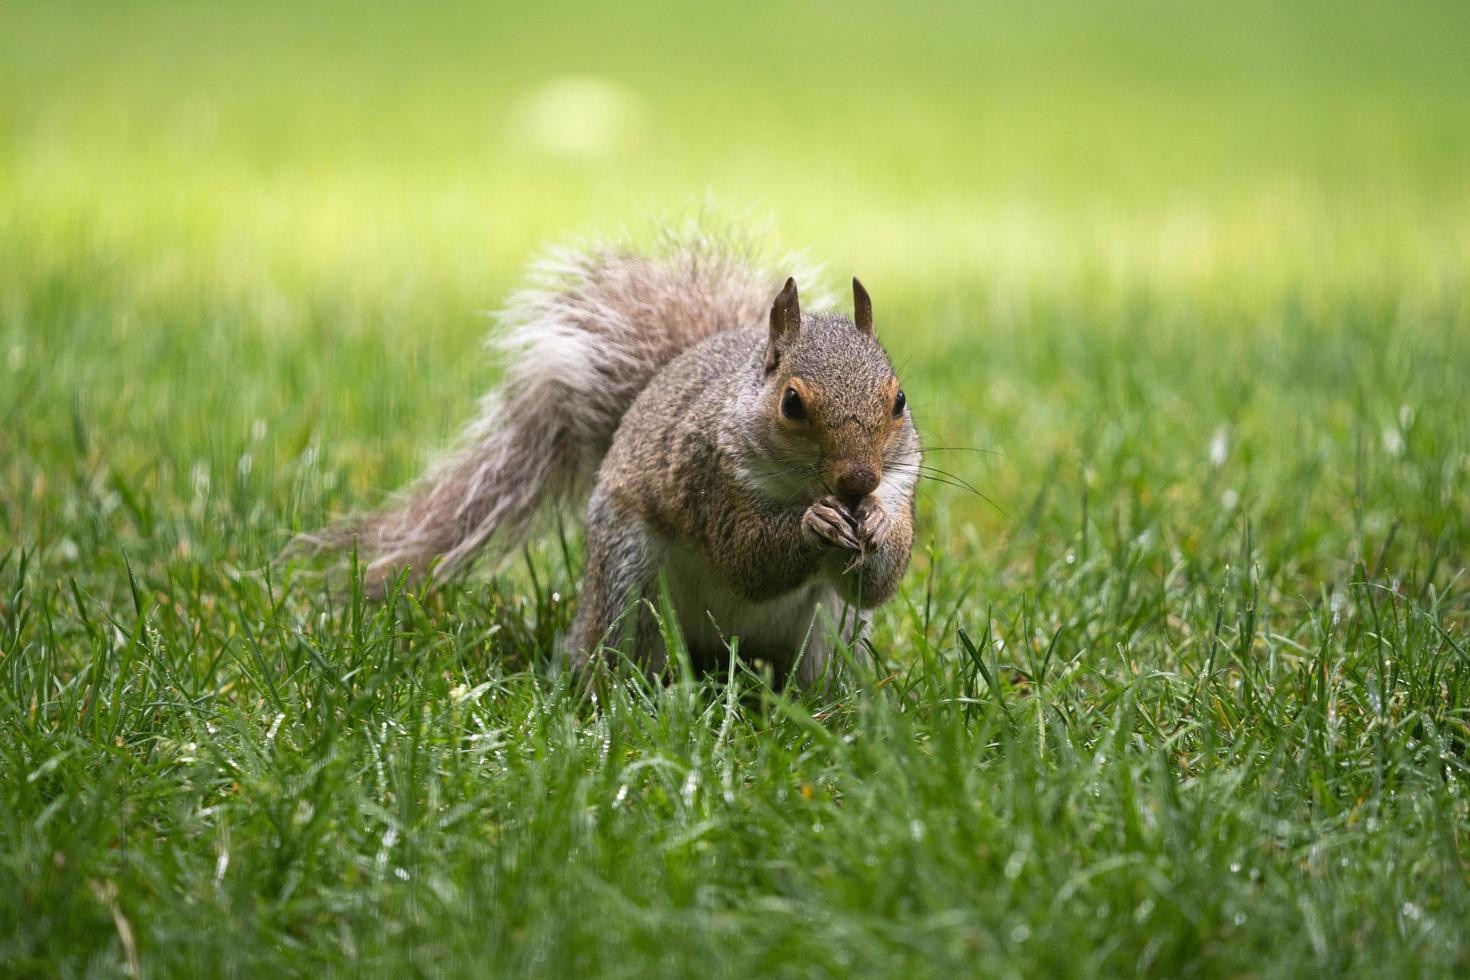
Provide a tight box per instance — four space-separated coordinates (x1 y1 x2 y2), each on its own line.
3 1 1470 976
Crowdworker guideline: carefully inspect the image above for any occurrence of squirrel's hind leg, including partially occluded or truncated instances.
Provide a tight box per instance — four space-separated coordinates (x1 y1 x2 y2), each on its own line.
568 492 666 677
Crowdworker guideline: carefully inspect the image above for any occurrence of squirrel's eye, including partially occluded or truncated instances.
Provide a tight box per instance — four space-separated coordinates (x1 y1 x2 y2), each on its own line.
892 389 907 418
781 387 806 421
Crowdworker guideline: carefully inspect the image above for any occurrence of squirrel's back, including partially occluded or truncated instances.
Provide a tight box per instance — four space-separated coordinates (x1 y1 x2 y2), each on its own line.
299 231 818 584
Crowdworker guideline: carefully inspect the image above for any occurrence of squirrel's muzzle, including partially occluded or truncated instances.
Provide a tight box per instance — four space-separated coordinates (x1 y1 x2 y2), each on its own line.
833 464 880 505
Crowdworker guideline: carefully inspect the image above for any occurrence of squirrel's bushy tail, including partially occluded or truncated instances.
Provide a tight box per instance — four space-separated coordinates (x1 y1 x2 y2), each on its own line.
300 231 811 586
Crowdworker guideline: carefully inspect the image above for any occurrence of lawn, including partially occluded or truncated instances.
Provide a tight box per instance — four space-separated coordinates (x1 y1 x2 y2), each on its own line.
3 1 1469 976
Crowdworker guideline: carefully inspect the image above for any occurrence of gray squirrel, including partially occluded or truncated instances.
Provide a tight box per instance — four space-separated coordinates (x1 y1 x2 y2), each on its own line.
305 232 920 685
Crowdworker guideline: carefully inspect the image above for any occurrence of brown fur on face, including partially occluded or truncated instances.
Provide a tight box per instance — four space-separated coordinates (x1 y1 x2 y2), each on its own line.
763 313 910 504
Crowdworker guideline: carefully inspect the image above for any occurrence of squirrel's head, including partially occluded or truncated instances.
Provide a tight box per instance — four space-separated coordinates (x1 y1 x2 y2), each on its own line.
758 277 918 506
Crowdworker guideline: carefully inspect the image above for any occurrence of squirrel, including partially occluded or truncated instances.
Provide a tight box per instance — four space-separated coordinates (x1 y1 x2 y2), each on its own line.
303 233 921 686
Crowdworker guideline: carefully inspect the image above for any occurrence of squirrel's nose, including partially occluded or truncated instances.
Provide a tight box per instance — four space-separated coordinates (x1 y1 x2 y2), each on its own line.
834 465 879 504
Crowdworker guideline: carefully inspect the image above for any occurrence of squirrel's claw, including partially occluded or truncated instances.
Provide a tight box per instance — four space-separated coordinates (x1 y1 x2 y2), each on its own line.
803 496 861 552
854 496 892 553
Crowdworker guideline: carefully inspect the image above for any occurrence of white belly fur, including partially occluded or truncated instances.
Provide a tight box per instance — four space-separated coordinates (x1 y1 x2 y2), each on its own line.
659 542 860 686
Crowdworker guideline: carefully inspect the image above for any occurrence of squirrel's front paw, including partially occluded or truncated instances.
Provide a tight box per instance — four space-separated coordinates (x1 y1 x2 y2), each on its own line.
802 496 860 551
854 496 892 552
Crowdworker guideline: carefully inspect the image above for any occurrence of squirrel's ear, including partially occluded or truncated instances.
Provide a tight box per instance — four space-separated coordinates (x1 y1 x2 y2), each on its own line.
852 277 874 335
769 277 801 340
766 277 800 372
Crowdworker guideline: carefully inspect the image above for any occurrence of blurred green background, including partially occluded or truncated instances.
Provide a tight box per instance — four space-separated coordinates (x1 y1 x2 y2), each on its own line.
7 1 1470 299
6 1 1470 282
